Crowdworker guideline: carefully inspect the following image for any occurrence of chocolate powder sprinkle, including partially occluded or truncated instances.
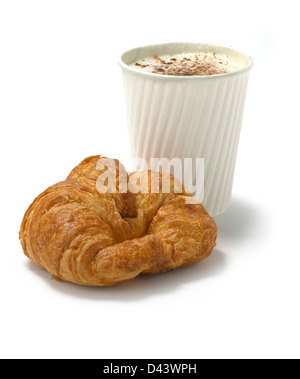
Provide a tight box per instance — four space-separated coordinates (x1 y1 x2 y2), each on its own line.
132 52 236 77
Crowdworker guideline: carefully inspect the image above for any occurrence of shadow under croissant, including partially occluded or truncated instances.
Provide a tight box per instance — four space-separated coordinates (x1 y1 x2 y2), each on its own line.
25 248 226 301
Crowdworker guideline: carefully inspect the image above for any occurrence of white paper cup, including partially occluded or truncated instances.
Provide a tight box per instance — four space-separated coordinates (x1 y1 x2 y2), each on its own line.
118 42 253 216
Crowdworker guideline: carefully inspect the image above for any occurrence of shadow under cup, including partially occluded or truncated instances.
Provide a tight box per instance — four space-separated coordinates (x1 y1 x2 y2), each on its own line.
119 42 253 217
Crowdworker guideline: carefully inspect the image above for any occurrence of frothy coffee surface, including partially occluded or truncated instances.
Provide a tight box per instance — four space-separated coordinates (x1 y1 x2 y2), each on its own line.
130 52 240 76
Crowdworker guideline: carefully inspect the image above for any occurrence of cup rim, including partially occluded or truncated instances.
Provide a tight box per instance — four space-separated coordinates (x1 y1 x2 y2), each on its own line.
118 42 253 80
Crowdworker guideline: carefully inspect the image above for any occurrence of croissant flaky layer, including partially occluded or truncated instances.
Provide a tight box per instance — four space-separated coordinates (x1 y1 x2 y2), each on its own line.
19 156 217 286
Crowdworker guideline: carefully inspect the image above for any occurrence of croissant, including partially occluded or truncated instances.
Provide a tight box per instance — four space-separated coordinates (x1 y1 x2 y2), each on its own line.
19 155 217 286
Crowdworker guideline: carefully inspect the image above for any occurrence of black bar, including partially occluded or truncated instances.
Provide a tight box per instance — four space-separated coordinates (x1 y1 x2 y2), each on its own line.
1 359 207 374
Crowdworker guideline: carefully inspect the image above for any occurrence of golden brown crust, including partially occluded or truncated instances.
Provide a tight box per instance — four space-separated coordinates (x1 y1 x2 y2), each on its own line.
19 155 217 286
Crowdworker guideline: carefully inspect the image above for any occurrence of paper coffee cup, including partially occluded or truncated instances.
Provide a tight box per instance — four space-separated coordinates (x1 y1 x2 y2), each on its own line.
118 42 253 216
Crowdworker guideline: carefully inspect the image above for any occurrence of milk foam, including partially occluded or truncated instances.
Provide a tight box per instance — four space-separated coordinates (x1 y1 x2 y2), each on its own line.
130 52 241 76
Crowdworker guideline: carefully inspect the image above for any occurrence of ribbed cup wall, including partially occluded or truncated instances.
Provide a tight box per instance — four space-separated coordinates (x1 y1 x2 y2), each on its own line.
121 59 251 217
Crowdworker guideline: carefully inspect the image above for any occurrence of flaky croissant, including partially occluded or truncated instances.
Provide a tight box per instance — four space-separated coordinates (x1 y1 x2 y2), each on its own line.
19 155 217 286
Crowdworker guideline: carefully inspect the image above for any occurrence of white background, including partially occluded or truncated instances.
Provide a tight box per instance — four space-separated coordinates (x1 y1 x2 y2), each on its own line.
1 0 299 359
